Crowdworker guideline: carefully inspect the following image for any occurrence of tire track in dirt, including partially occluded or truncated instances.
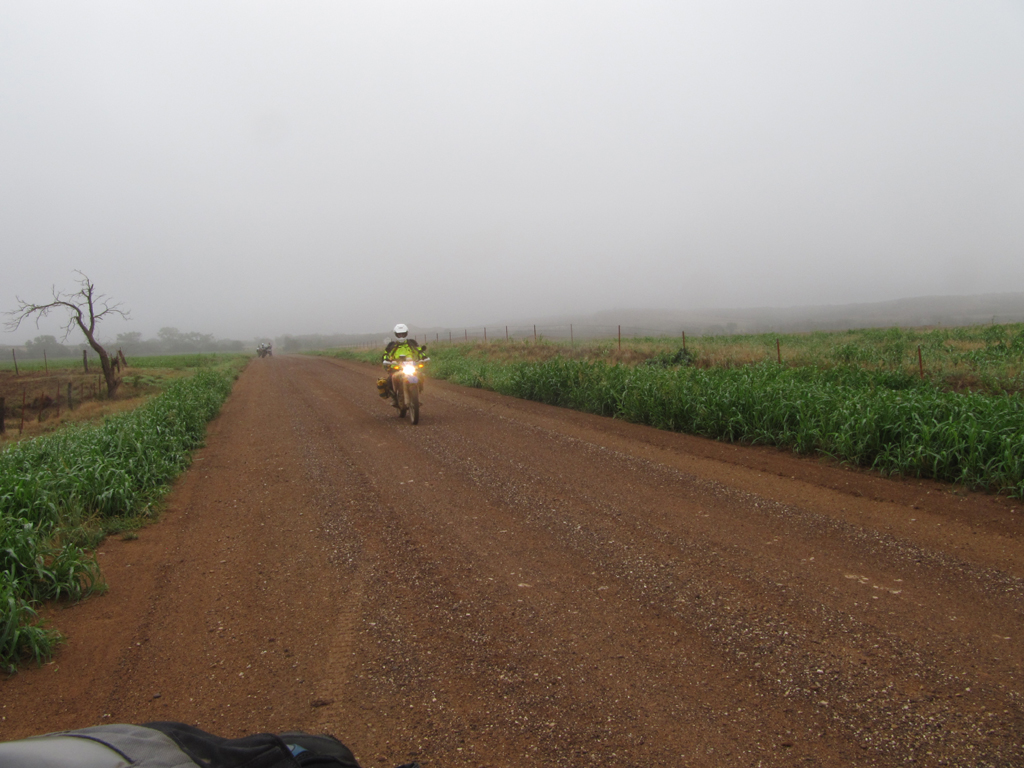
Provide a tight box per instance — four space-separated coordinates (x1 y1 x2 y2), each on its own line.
272 367 375 740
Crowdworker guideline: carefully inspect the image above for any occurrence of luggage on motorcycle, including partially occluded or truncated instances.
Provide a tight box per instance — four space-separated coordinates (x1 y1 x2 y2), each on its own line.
376 377 389 398
0 722 423 768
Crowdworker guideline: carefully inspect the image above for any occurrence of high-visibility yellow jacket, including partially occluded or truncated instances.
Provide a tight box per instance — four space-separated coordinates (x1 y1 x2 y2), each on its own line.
382 338 425 364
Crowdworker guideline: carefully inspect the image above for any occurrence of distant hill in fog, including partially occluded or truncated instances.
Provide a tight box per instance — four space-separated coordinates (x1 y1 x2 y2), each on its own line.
565 293 1024 337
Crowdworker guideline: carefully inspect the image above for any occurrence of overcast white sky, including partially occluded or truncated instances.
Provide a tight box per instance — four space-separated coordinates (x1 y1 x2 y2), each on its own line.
2 1 1022 342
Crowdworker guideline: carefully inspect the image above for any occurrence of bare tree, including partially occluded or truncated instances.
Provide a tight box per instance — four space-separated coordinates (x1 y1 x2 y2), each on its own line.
5 271 130 398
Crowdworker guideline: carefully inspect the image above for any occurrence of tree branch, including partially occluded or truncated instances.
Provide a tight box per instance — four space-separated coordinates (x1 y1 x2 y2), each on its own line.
3 271 131 398
4 272 129 342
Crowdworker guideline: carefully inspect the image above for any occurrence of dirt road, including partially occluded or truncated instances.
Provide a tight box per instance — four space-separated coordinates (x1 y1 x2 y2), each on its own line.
2 355 1023 767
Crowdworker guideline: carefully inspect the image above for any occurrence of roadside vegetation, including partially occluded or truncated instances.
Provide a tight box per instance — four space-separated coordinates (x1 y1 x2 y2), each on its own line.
1 353 247 444
0 355 244 672
327 324 1024 497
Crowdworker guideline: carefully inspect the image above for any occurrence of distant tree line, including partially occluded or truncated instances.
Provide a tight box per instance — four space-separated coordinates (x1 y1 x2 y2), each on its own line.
116 329 246 355
12 328 246 359
21 335 79 358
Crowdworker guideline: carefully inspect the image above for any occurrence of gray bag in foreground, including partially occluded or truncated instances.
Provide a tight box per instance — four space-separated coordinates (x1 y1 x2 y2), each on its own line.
0 724 191 768
0 722 409 768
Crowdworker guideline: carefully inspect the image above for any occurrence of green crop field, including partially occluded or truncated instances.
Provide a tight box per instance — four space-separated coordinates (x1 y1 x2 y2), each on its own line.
324 323 1024 497
0 366 238 672
0 356 86 373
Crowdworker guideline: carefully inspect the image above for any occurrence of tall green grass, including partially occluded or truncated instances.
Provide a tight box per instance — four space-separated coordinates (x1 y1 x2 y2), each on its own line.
0 369 235 672
447 357 1024 497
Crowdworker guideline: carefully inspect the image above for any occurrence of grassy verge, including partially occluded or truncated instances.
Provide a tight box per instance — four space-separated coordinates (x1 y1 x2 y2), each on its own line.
320 325 1024 497
0 365 239 673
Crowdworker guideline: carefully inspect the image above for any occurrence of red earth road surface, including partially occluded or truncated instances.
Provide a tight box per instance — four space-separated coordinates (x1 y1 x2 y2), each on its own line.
1 355 1023 767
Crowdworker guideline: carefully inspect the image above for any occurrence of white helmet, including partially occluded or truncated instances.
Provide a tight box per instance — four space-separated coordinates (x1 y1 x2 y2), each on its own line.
393 323 409 337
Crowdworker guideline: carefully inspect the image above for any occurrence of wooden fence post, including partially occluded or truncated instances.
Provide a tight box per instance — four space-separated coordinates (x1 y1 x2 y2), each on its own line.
43 350 49 374
506 326 509 341
83 349 88 372
534 325 537 343
484 327 487 342
11 349 18 376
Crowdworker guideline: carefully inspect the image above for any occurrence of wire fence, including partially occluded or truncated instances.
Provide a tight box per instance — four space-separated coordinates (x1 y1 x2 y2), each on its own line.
343 323 690 349
0 375 110 436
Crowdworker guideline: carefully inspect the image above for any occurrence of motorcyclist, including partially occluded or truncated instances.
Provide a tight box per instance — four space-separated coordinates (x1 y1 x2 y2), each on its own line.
380 324 426 400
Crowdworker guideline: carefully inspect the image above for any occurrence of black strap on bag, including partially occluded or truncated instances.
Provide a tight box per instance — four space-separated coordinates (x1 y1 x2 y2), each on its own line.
146 722 362 768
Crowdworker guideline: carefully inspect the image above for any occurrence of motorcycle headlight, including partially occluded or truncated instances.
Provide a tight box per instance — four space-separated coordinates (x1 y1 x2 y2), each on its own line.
402 362 416 376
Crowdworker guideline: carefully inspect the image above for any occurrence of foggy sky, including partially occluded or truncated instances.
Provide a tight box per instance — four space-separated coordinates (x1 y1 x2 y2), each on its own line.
2 1 1023 343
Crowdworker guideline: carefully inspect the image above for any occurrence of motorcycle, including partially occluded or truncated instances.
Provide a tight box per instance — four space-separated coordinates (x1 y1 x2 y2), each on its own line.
383 355 429 424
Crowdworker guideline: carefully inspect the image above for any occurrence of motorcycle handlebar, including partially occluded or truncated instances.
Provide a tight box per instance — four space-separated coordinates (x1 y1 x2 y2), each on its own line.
385 357 430 368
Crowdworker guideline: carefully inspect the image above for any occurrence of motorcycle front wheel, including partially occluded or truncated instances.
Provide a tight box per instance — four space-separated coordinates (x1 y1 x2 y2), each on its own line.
394 378 407 418
405 382 420 425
